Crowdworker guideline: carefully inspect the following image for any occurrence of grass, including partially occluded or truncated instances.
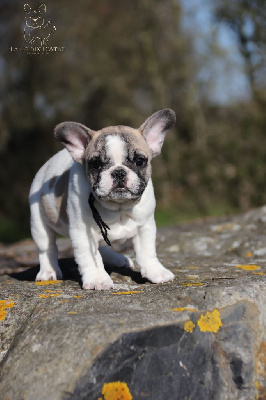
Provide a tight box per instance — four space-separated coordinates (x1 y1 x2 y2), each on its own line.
155 202 239 227
0 217 30 244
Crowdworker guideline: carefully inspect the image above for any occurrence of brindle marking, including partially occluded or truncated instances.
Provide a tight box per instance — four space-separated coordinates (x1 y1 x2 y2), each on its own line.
41 170 69 227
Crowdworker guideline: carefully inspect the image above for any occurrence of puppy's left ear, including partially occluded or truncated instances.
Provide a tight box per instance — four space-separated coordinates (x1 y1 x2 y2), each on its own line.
54 121 94 163
140 108 176 157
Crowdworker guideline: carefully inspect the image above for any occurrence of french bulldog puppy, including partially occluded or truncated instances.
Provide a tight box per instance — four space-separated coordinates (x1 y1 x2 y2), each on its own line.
29 109 176 290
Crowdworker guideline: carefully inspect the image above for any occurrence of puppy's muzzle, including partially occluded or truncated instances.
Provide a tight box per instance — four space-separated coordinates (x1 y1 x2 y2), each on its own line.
111 168 127 189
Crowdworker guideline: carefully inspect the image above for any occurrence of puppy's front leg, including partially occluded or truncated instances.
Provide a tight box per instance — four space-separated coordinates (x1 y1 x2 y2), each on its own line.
133 216 175 284
70 227 114 290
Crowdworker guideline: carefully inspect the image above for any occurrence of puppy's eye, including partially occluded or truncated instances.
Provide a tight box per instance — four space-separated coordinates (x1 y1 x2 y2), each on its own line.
89 158 102 170
134 156 147 167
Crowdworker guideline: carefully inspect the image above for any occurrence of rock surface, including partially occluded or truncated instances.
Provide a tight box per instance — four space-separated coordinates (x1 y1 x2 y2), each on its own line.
0 207 266 400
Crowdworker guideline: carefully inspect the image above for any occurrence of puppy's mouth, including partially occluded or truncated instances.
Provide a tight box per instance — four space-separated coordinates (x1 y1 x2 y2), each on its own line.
92 175 146 203
110 185 133 197
111 182 128 192
95 186 143 202
112 187 128 193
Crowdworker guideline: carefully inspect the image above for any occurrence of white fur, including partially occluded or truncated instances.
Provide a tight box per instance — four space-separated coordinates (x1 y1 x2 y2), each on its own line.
30 147 175 290
106 135 125 165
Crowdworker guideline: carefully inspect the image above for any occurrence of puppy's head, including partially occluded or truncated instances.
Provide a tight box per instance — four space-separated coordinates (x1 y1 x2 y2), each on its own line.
54 109 176 206
24 4 46 29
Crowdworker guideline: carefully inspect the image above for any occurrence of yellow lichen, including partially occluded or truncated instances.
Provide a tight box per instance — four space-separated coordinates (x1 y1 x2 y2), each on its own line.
234 265 260 271
101 381 132 400
111 291 143 295
38 293 61 298
253 272 265 276
184 321 195 333
68 311 78 314
0 300 15 321
187 266 199 269
34 280 63 285
180 283 203 287
0 300 14 308
73 295 83 298
44 290 63 293
172 307 197 312
197 309 222 333
245 252 253 258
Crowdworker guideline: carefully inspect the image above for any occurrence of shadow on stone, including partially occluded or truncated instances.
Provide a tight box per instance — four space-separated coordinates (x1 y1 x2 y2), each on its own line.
8 258 147 285
67 324 221 400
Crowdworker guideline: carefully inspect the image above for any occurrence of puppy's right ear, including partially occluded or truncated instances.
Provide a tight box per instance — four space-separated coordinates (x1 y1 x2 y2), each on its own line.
54 122 94 163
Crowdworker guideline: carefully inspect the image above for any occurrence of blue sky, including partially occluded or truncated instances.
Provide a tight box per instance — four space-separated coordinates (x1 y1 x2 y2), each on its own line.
180 0 251 104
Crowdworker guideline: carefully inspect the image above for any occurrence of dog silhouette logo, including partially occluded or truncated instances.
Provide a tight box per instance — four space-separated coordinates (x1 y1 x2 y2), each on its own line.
23 4 56 46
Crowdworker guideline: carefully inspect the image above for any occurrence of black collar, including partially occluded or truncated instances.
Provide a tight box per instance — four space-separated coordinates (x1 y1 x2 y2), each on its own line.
88 193 111 246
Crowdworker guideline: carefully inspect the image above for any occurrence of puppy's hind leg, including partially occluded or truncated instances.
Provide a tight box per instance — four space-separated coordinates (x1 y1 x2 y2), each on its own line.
31 208 63 281
99 246 134 269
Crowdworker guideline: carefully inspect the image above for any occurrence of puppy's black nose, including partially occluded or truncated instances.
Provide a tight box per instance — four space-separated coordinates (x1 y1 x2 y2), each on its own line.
111 168 127 182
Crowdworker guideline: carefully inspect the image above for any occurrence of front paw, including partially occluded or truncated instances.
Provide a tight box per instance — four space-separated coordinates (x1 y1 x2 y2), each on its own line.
36 267 63 282
82 272 114 291
141 263 175 284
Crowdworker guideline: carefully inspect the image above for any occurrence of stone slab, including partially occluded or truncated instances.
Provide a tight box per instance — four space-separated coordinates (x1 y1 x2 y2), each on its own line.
0 207 266 399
